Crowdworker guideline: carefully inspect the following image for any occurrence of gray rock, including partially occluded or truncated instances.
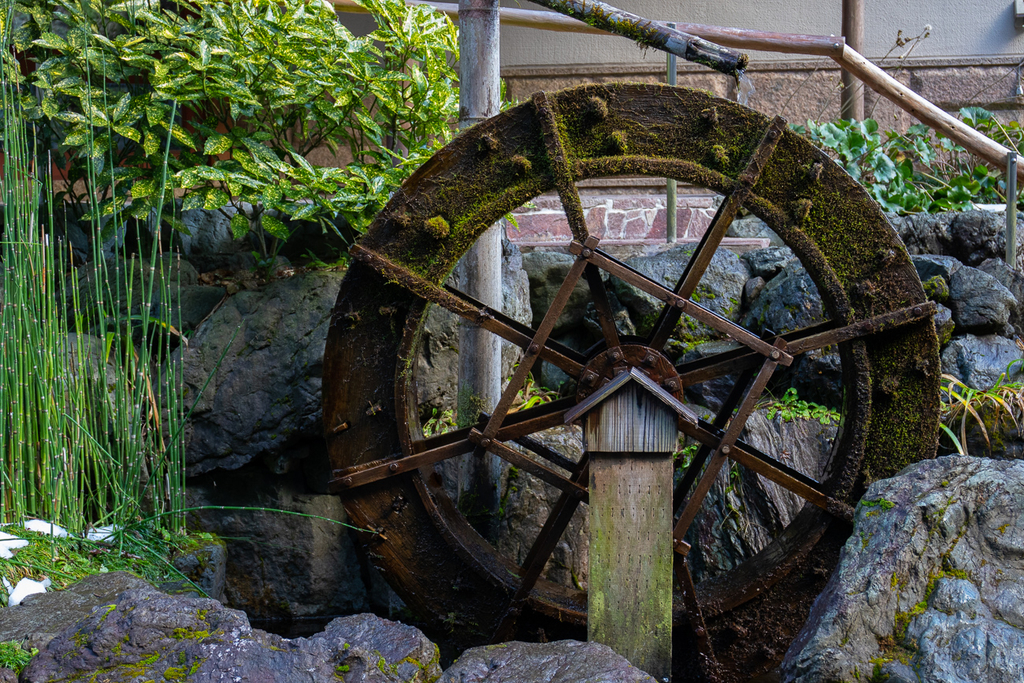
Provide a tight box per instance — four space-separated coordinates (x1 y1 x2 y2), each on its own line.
727 214 785 247
170 536 227 603
889 212 956 256
743 260 825 335
0 572 151 653
0 668 15 683
948 266 1017 333
978 257 1024 336
613 243 748 340
940 334 1024 390
185 466 369 620
741 246 795 280
935 304 955 346
177 285 226 331
911 254 962 283
951 210 1010 266
179 270 344 474
782 456 1024 683
523 250 593 334
179 207 242 257
21 587 439 683
743 276 766 307
438 640 656 682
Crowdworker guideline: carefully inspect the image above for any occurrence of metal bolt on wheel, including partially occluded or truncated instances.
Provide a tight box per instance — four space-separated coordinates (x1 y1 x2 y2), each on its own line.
322 84 940 681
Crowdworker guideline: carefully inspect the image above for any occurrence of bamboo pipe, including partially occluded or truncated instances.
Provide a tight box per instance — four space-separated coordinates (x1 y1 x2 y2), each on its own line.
329 0 1024 183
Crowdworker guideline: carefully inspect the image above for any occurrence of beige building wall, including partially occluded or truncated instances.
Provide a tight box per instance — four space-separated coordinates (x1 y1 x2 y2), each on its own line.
498 0 1024 125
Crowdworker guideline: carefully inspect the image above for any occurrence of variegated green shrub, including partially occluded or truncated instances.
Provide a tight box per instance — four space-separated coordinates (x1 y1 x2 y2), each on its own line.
7 0 459 252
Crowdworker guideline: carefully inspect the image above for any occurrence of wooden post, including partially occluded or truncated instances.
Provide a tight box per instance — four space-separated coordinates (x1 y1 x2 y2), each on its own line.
840 0 864 120
457 0 503 512
566 368 690 681
665 22 678 245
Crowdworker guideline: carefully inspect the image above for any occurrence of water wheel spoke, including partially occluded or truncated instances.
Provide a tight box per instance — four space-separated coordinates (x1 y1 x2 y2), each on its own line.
329 437 477 492
672 301 936 391
349 244 586 378
648 116 787 351
673 341 784 545
479 238 597 440
511 434 579 473
584 263 622 350
674 553 714 660
469 429 588 501
673 366 758 510
491 454 591 642
570 242 793 366
444 284 589 370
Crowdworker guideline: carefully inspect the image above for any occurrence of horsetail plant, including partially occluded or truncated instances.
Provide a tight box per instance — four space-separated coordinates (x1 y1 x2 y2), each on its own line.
1 10 186 536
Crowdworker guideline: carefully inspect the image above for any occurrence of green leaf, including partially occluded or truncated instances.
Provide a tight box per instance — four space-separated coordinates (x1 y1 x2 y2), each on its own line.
261 214 289 239
204 134 232 155
205 188 230 209
132 178 158 198
230 212 250 238
871 153 897 184
183 192 206 211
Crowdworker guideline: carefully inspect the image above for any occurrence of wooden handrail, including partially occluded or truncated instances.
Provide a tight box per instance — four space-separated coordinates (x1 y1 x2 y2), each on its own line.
330 0 1024 183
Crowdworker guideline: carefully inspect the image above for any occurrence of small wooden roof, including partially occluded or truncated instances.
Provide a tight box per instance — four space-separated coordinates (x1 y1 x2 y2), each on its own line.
564 367 698 425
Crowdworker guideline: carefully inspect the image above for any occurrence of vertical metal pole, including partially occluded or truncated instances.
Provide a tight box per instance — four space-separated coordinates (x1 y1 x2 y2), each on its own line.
840 0 865 120
1007 152 1018 267
458 0 503 514
666 22 678 244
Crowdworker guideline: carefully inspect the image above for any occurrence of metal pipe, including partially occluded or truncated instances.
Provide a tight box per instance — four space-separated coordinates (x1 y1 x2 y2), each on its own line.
457 0 503 514
666 22 677 244
840 0 864 120
1008 152 1018 267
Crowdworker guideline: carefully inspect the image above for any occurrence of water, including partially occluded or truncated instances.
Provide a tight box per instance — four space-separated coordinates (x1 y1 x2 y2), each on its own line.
736 71 755 107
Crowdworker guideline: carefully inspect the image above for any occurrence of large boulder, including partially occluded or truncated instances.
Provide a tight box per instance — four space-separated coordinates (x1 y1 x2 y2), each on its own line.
522 250 593 334
185 465 369 620
612 243 749 341
179 269 345 474
742 260 825 335
782 456 1024 683
940 334 1024 390
438 640 655 683
0 572 150 652
741 245 795 281
22 587 440 683
727 214 785 247
950 210 1013 267
978 257 1024 336
888 212 956 257
948 266 1017 334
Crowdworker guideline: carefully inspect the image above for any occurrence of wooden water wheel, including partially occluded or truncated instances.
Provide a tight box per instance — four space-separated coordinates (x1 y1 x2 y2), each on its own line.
322 84 939 681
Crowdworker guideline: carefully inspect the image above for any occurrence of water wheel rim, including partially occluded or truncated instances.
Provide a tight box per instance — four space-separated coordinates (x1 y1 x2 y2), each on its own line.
323 83 939 669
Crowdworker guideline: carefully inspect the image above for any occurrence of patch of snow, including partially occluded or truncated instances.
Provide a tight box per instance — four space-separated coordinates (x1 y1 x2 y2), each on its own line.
22 519 69 537
86 525 119 542
7 577 50 606
0 531 29 559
